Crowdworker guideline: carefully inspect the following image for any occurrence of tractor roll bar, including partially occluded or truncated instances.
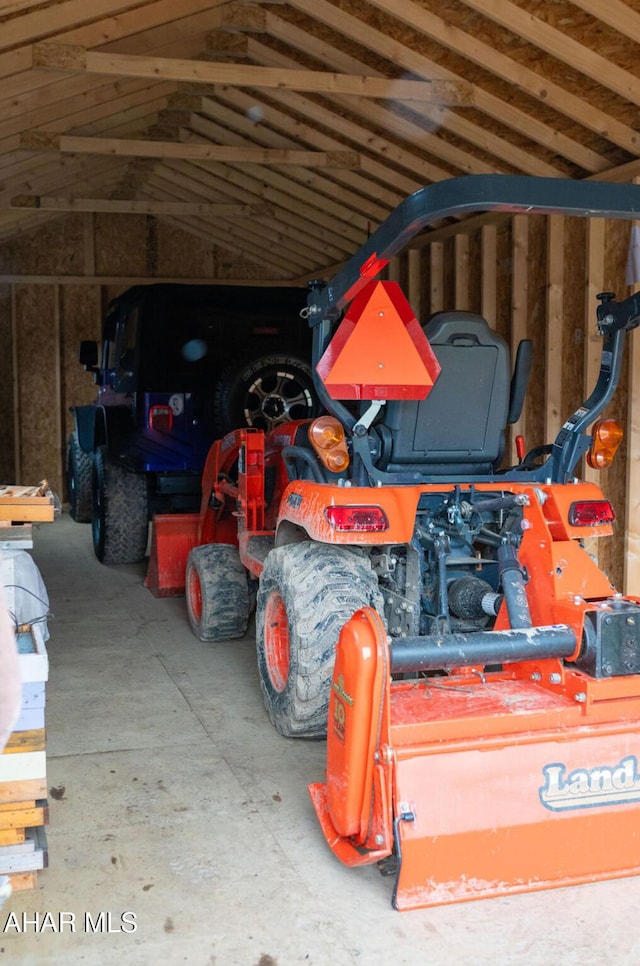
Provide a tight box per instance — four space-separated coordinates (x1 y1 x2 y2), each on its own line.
306 175 640 470
307 175 640 325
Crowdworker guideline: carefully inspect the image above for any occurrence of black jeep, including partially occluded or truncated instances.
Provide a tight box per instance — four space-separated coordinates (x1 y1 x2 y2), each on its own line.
68 283 317 564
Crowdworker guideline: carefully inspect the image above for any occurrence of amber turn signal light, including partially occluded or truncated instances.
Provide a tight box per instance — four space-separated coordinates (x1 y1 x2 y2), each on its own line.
586 418 623 469
309 416 350 473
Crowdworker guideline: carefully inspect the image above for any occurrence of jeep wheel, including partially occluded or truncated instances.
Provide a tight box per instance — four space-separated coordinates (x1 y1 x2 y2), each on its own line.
255 542 384 738
66 432 93 523
92 448 149 564
212 350 318 435
186 544 252 641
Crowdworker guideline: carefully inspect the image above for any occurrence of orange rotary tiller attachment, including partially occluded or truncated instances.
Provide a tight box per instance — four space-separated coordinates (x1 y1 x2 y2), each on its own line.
310 606 640 911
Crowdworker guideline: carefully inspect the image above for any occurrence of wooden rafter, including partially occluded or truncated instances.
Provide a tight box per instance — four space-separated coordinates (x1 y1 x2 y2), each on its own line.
7 195 274 217
18 132 361 167
459 0 640 105
32 43 474 104
0 0 638 268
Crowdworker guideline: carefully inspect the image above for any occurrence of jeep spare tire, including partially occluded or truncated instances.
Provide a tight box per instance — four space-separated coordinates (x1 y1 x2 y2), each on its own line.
212 350 318 435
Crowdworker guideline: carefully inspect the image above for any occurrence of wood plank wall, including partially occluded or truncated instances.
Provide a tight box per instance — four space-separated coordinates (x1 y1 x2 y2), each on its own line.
0 211 637 592
401 213 633 592
0 211 261 499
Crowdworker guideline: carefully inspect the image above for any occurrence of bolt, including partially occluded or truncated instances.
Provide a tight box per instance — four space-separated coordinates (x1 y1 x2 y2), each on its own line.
603 663 613 676
627 617 636 626
530 671 542 682
375 834 384 845
574 692 587 703
549 672 561 684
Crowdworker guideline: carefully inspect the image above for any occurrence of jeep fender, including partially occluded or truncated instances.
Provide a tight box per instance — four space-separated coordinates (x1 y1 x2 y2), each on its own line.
70 404 133 457
69 405 96 454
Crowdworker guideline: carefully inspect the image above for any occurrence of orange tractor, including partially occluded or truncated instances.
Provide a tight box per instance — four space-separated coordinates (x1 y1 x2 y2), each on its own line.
147 175 640 909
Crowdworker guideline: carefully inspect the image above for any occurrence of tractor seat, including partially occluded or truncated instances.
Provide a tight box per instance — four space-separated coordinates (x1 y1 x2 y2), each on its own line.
377 311 524 476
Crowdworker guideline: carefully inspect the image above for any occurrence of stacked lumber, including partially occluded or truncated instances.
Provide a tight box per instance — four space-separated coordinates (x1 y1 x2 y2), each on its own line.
0 624 49 891
0 482 54 894
0 482 56 524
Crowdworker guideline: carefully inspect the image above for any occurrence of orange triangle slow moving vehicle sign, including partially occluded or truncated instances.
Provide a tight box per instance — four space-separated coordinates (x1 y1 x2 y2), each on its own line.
317 280 441 400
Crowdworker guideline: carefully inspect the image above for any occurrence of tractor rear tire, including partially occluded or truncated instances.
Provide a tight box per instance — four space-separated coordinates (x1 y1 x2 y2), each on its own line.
186 544 251 642
66 432 92 523
255 542 384 738
92 448 149 564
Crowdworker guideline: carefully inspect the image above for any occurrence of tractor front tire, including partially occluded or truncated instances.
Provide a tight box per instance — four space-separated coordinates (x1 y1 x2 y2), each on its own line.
255 542 384 738
66 432 93 523
186 544 251 642
92 448 149 564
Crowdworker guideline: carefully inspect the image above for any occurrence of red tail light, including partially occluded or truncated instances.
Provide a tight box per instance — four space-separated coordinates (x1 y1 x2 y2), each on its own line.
569 500 615 526
149 404 173 433
325 505 388 532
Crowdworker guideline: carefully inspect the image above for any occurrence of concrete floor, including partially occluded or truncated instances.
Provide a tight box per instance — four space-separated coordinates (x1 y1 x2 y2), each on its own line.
3 512 640 965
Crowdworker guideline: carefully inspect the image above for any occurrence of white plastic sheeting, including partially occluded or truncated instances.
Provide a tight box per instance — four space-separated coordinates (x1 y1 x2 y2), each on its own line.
0 550 49 642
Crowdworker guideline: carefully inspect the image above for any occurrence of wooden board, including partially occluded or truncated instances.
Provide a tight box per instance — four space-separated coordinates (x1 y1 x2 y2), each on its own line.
13 707 44 732
4 870 38 892
0 522 32 549
0 780 46 805
20 681 45 709
0 827 47 873
3 729 46 755
15 624 49 684
0 483 55 522
0 800 49 831
0 828 25 846
0 752 46 783
0 483 52 503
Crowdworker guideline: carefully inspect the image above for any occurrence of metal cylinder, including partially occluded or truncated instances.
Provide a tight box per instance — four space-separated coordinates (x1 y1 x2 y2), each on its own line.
389 624 576 673
498 541 532 629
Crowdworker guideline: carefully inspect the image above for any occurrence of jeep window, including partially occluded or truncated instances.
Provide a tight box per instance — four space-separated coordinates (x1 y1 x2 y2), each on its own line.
114 305 140 392
137 299 220 392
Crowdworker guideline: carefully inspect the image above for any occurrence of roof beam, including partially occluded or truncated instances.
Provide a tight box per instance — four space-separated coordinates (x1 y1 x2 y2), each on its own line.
570 0 640 41
32 43 474 104
363 0 639 158
204 88 406 213
286 0 609 175
7 195 274 217
458 0 640 106
18 132 360 167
